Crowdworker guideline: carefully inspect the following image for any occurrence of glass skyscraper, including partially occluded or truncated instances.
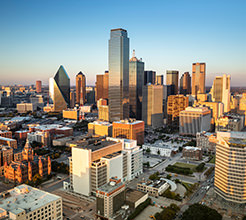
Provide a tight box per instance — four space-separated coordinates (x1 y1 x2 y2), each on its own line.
129 50 144 119
108 28 129 122
49 65 70 111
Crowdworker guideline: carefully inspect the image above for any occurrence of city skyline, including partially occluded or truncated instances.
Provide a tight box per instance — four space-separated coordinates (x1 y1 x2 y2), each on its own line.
1 0 245 86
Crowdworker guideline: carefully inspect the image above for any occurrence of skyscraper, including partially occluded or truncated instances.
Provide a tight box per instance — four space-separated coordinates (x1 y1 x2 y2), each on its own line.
108 28 129 122
70 90 76 108
96 71 109 101
49 65 70 111
129 50 144 119
166 70 179 95
36 80 42 93
76 71 86 105
210 74 231 113
180 72 191 95
192 63 206 96
144 71 156 85
155 75 163 85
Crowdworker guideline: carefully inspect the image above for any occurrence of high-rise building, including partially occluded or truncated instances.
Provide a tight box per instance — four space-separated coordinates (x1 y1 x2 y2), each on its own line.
142 84 163 128
108 28 129 122
192 63 206 96
76 71 86 105
144 71 156 85
36 80 42 93
210 74 231 113
129 50 144 119
179 107 211 135
70 91 76 108
0 184 62 220
112 119 145 145
98 99 109 121
215 131 246 204
166 70 179 95
180 72 191 95
167 95 189 125
49 65 70 111
96 71 109 101
155 75 163 85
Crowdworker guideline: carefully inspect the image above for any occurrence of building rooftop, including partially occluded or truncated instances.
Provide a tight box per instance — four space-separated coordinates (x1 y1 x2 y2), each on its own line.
139 179 167 189
97 178 124 194
90 120 112 127
0 185 61 215
125 189 147 203
113 119 144 125
0 136 15 142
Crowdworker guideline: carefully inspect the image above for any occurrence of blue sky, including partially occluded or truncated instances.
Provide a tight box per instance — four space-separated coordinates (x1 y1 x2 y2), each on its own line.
0 0 245 86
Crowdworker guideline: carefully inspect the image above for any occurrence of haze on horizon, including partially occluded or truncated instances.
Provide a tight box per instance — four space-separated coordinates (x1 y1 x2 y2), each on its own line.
0 0 245 87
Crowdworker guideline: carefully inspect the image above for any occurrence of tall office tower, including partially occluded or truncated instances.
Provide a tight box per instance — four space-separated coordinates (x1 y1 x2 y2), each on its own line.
144 71 156 85
215 131 246 204
49 65 70 111
156 75 163 85
167 95 189 125
108 28 129 122
180 72 191 95
129 50 144 119
76 71 86 105
96 71 109 101
36 80 42 93
142 84 163 128
166 70 179 95
192 62 206 96
70 91 76 108
210 74 231 113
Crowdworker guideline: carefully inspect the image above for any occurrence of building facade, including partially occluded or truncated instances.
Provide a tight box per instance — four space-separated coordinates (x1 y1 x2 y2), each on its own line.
192 63 206 96
76 71 86 105
166 70 179 95
96 71 109 101
180 72 191 95
36 80 42 93
144 71 156 85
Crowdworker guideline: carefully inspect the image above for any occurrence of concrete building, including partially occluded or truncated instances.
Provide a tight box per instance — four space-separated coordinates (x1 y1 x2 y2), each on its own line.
215 114 244 132
35 80 42 93
88 120 112 137
0 130 12 139
0 184 62 220
67 136 142 196
167 95 189 125
76 71 86 105
96 71 109 101
142 84 163 128
215 131 246 204
210 74 231 113
179 107 211 136
27 131 50 147
96 177 125 220
125 188 148 210
182 146 202 160
155 75 163 85
70 90 76 108
112 119 144 145
196 132 217 154
137 179 169 197
180 72 191 95
63 108 79 121
166 70 179 95
192 63 206 97
17 103 37 113
0 137 17 149
142 143 178 157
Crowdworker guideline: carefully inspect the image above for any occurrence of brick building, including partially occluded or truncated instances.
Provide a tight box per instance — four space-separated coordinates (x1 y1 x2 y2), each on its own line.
182 146 202 160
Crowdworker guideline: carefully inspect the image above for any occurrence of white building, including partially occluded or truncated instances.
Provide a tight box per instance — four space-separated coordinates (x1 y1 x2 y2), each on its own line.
142 142 178 157
0 184 62 220
66 136 143 196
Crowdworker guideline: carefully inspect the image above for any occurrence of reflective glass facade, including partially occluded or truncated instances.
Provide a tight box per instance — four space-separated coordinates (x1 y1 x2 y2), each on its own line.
166 70 179 95
108 29 129 121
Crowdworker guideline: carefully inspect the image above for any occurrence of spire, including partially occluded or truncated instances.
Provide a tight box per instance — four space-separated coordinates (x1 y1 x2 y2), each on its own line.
132 49 135 58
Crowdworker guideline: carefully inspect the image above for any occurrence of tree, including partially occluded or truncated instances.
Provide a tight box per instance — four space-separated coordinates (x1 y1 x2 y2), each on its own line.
157 149 160 155
182 203 222 220
196 163 205 172
146 148 151 153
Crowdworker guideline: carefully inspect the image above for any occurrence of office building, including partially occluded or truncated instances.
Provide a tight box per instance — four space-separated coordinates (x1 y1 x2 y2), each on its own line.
144 71 156 85
108 28 129 122
142 84 163 128
76 71 86 105
167 95 189 125
129 50 144 119
0 184 62 220
88 121 113 137
96 71 109 101
179 107 211 135
215 113 244 132
182 146 202 160
166 70 179 95
155 75 163 85
86 86 95 104
67 136 142 196
239 93 246 126
192 63 206 96
98 99 109 121
215 131 246 204
96 177 125 219
0 137 17 149
180 72 191 95
112 119 144 145
63 108 80 121
210 74 231 113
49 65 70 111
36 80 42 93
17 103 37 113
70 91 76 108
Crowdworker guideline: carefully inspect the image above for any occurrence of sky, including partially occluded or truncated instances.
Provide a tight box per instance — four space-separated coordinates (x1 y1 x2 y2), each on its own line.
0 0 245 86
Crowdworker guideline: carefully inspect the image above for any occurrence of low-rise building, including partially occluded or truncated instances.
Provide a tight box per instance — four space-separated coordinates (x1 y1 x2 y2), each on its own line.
88 120 112 137
196 132 217 154
63 108 80 121
17 103 37 113
125 188 148 210
137 179 169 197
0 137 17 149
0 184 62 220
215 113 244 132
182 146 202 160
142 143 178 157
0 130 12 139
